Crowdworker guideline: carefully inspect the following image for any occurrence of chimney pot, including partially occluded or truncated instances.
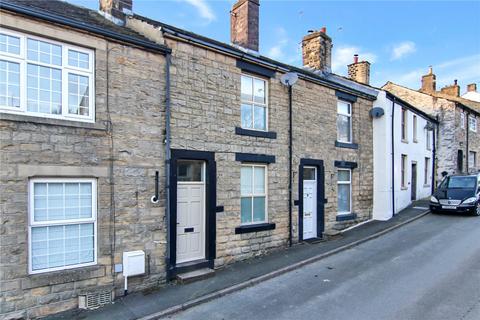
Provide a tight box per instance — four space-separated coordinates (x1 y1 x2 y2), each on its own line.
353 54 359 64
230 0 260 51
467 83 477 92
454 79 458 85
320 27 327 33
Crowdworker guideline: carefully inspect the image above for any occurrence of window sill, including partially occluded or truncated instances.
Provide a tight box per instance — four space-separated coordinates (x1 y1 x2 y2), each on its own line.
235 127 277 139
235 222 276 234
401 186 408 190
336 213 357 221
413 139 418 143
22 265 105 289
401 139 409 144
423 184 431 188
0 112 107 131
335 141 358 149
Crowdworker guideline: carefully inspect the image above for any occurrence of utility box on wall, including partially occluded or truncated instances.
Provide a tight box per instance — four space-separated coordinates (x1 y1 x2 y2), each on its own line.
123 250 145 277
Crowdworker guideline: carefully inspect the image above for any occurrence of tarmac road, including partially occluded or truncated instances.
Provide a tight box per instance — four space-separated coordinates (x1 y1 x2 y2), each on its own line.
168 212 480 320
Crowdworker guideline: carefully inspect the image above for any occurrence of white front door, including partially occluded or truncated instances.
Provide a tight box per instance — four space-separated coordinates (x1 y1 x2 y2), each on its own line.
176 160 206 264
303 167 317 240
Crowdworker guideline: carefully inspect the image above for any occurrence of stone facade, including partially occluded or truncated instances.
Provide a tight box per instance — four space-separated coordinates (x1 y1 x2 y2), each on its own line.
0 10 167 319
383 80 480 180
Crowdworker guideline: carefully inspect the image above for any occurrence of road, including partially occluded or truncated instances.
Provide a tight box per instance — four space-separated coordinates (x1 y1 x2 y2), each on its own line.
168 213 480 320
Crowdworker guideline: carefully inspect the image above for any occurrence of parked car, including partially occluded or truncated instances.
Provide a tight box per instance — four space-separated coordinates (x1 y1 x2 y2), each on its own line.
430 174 480 216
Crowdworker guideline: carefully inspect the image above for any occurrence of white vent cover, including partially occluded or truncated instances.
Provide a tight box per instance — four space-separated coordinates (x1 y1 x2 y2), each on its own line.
79 290 113 310
123 250 145 277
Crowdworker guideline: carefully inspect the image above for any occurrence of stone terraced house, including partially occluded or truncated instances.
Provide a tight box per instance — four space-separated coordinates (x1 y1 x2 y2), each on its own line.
384 68 480 178
1 0 378 318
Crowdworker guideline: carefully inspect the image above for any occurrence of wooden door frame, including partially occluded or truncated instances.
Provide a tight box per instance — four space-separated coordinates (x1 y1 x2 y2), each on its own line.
167 149 216 279
298 159 325 241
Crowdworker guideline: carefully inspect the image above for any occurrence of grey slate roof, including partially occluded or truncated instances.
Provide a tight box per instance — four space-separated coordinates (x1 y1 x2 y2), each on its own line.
0 0 170 53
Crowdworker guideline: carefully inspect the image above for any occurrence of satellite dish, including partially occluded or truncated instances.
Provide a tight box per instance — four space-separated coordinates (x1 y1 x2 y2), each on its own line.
281 72 299 86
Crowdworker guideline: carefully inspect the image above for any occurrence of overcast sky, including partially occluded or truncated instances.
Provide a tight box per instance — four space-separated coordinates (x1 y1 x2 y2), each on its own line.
70 0 480 91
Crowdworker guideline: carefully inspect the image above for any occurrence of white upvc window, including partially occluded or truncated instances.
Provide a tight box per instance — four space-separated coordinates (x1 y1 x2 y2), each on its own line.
424 157 430 185
0 28 95 123
413 115 418 142
337 169 352 215
241 74 268 131
29 178 97 274
401 154 407 188
240 164 267 224
469 115 477 132
469 151 477 170
401 107 408 142
337 100 352 143
460 112 465 129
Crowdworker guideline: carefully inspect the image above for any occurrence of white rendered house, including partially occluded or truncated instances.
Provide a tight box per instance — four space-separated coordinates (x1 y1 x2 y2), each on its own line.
372 90 437 220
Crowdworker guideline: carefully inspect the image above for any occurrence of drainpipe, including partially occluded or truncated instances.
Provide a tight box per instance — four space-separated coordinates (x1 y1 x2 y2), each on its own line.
288 84 293 247
391 96 396 217
466 107 470 173
165 53 172 264
431 122 437 194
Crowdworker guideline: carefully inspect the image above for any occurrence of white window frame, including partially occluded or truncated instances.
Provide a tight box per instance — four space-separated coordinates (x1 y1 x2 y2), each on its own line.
424 157 430 185
469 151 477 170
426 129 431 151
413 115 418 142
460 112 465 129
240 73 268 132
401 107 408 142
337 100 353 143
469 115 477 133
401 154 408 188
337 169 352 215
240 164 268 225
0 28 95 123
28 178 97 274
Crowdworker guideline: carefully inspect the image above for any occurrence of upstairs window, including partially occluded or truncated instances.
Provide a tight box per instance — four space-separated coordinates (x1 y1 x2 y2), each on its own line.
413 115 418 142
401 107 408 141
241 74 267 131
337 100 352 143
469 115 477 132
0 28 94 122
460 112 465 129
426 130 431 151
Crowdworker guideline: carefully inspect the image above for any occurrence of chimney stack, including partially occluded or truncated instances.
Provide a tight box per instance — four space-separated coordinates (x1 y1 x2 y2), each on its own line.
230 0 260 51
301 27 332 72
420 66 436 93
347 54 370 85
99 0 132 25
440 79 460 97
467 83 477 92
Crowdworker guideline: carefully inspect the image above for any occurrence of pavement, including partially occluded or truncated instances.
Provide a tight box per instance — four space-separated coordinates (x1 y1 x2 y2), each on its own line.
48 200 431 320
170 206 480 320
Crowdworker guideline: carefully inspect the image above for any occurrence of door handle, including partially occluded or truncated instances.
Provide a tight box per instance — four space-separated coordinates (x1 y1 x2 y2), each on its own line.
184 227 194 233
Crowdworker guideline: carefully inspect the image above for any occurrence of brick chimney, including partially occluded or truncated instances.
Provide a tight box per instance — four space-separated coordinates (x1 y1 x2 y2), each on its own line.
347 54 370 85
420 67 436 93
467 83 477 92
230 0 260 51
302 27 332 72
440 79 460 97
99 0 132 25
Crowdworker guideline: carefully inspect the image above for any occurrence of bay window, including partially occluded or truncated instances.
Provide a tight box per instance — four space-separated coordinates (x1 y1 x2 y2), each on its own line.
0 28 94 122
241 74 267 131
29 178 97 274
240 164 267 224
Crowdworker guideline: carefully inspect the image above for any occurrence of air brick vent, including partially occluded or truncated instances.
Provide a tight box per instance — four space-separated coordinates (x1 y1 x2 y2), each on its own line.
79 290 113 310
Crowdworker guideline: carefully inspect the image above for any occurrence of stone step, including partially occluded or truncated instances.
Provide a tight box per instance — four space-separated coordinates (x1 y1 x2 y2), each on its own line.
176 268 215 284
323 229 343 240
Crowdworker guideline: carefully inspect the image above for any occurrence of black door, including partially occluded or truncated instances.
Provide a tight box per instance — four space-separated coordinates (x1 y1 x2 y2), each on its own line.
457 150 464 173
411 163 417 201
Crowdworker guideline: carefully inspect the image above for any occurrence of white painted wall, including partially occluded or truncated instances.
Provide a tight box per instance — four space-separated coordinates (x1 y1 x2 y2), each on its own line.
372 91 434 220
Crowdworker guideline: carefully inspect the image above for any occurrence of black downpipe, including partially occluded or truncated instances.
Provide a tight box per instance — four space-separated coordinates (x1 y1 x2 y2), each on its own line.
165 54 172 265
466 108 470 173
288 85 293 247
391 97 396 216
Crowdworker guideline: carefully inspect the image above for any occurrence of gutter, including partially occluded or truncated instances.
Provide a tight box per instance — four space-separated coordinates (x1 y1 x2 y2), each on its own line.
158 26 377 101
0 2 171 54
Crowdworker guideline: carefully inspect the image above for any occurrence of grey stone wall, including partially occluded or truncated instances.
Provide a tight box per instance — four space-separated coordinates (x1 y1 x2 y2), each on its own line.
0 13 167 319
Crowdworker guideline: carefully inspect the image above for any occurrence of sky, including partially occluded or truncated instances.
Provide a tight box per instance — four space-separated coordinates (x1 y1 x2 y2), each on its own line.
69 0 480 91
